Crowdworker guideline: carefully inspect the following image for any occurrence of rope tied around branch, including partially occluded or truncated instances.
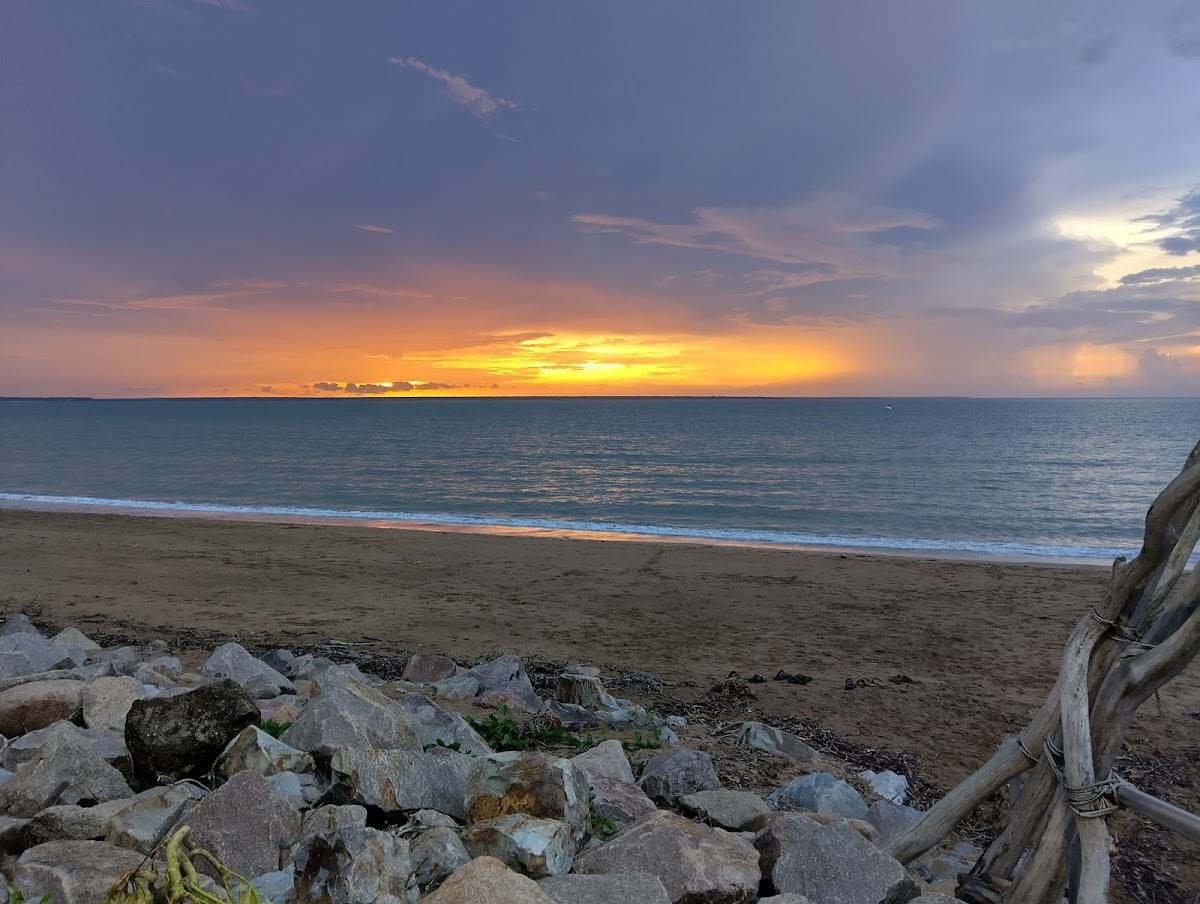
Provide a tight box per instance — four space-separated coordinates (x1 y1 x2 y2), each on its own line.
1088 607 1158 651
1042 737 1123 819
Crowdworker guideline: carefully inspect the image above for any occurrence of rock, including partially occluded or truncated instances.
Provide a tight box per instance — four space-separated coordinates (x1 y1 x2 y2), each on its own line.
13 840 149 904
329 747 472 819
679 789 772 831
1 614 41 637
465 752 590 843
0 732 133 817
403 653 459 684
267 771 324 808
132 664 177 689
0 815 28 853
769 773 869 820
755 812 919 904
216 726 315 780
411 826 471 889
860 769 909 804
393 692 491 755
259 694 304 725
555 674 616 711
479 677 544 715
251 869 296 904
758 898 815 904
430 674 480 703
81 676 147 733
538 874 672 904
468 655 527 693
125 679 259 784
0 679 84 736
543 702 601 732
570 740 633 784
582 774 657 831
422 856 555 904
51 628 100 652
907 896 960 904
187 770 302 877
410 808 459 829
637 746 720 805
913 854 973 886
574 811 760 904
280 666 421 760
24 799 133 846
737 722 821 765
262 649 306 678
300 804 368 843
866 799 921 846
3 720 129 772
0 634 81 676
104 784 206 854
202 642 295 699
92 646 138 672
462 815 573 879
293 825 416 904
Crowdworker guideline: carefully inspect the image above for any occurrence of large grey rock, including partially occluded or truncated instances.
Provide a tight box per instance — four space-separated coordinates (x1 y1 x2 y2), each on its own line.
3 720 129 772
570 740 633 784
430 673 480 703
0 814 28 853
538 874 672 904
293 825 416 904
258 694 304 725
393 692 491 756
104 784 206 854
768 773 868 820
411 826 471 890
13 840 148 904
329 747 473 819
403 653 459 684
866 799 921 847
679 789 772 831
907 896 961 904
737 722 821 765
125 679 259 785
755 812 919 904
422 856 554 904
543 702 601 732
81 676 148 733
0 634 80 677
465 752 590 843
583 774 657 831
299 803 368 845
203 642 295 699
280 666 421 760
187 770 302 877
462 815 573 879
24 799 134 846
637 746 720 805
262 648 310 679
0 615 41 638
860 769 909 805
0 679 85 736
216 725 315 780
478 676 544 715
574 811 760 904
267 770 324 809
468 655 527 693
758 897 815 903
0 733 133 817
51 628 100 652
251 869 296 904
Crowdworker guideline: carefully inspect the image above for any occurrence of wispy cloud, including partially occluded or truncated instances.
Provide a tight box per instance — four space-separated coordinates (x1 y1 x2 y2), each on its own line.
351 223 394 234
496 132 521 144
389 56 519 118
188 0 256 12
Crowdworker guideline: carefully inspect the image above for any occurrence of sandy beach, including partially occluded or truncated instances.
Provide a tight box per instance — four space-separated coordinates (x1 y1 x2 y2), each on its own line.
2 508 1196 791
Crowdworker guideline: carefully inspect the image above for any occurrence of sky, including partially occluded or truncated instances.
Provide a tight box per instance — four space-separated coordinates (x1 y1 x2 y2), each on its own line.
2 1 1200 398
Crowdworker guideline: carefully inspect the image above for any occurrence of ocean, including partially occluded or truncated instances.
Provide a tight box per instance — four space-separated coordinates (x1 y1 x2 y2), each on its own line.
1 397 1197 560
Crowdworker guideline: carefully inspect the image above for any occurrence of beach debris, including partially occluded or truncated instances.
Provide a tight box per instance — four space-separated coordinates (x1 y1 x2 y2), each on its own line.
537 873 672 904
293 824 417 904
555 672 618 711
279 665 421 760
754 812 919 903
735 721 821 765
574 811 760 904
104 783 206 854
0 732 133 818
465 751 591 844
462 814 575 879
124 679 259 785
186 770 302 877
637 746 720 805
888 673 916 684
13 839 150 904
678 789 772 831
402 651 459 684
202 641 295 699
411 825 471 890
81 676 148 733
329 746 473 819
773 670 813 685
706 675 756 703
393 691 493 755
859 768 909 804
422 855 555 904
0 678 85 736
768 773 868 820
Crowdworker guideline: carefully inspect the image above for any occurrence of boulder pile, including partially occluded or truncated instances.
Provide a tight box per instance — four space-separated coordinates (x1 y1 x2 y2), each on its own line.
0 615 973 903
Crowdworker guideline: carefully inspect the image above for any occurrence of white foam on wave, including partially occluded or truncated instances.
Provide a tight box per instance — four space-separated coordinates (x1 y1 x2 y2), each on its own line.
0 491 1133 561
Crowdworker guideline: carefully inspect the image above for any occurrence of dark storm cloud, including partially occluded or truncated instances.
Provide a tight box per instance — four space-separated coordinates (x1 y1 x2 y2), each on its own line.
1134 186 1200 255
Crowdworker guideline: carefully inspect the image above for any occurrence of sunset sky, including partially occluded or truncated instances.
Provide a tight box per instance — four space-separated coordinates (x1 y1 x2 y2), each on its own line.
3 1 1200 397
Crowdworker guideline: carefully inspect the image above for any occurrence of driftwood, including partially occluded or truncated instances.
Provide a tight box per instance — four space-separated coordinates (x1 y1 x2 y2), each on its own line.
886 438 1200 904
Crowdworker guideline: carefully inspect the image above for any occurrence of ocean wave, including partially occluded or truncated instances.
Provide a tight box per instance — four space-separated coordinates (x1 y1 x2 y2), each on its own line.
0 491 1135 561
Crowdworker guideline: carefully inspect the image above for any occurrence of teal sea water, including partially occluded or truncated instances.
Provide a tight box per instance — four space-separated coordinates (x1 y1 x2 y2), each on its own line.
1 398 1197 560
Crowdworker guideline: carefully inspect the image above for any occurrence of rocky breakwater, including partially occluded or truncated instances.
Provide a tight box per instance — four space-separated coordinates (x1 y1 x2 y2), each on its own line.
0 615 975 903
